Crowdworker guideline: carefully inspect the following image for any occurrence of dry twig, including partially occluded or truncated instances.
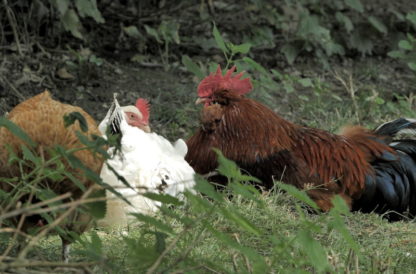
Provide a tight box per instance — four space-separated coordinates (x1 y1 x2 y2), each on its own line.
2 0 22 56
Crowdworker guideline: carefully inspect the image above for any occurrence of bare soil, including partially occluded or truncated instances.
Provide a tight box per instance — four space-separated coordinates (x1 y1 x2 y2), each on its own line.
0 50 195 126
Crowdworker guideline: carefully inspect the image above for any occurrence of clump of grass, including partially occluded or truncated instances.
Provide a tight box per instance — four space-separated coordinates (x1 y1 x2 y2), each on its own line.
4 148 414 273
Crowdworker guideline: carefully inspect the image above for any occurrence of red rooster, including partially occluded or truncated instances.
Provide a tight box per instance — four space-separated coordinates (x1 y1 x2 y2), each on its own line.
186 66 416 219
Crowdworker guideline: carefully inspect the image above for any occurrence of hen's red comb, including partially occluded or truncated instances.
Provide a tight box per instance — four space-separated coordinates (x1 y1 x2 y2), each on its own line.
197 65 253 98
135 98 150 124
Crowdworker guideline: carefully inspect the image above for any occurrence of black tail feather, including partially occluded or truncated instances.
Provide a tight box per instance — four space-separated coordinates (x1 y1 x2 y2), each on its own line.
375 117 416 137
355 118 416 220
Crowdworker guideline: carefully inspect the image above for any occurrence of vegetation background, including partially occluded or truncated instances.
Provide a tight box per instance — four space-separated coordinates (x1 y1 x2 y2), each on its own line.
0 0 416 273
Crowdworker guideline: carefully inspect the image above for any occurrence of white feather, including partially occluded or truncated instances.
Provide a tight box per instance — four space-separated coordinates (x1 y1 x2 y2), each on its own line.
98 97 196 228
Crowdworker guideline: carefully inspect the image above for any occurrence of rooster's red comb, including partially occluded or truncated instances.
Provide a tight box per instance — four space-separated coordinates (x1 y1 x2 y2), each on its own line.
135 98 150 124
197 65 253 97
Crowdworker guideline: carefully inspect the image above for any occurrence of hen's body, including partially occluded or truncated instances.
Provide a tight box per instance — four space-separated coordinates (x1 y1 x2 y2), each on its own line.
98 98 195 228
186 67 416 218
0 91 104 260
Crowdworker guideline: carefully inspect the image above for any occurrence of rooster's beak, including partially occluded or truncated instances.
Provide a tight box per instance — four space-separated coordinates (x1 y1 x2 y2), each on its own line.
195 98 206 105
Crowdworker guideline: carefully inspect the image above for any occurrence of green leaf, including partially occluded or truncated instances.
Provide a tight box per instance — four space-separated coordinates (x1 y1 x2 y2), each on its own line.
214 148 240 178
61 9 83 39
130 213 174 235
350 29 374 55
406 12 416 27
231 43 251 54
194 175 223 202
74 0 104 23
277 183 319 210
399 40 413 50
62 170 86 191
89 231 103 254
125 238 158 266
55 145 82 169
142 193 183 206
220 208 261 235
158 21 180 44
77 231 103 260
328 196 360 252
297 230 331 272
37 188 58 203
5 145 19 165
298 78 313 87
0 118 37 147
229 182 261 202
242 57 267 74
159 206 194 226
89 55 103 66
368 16 387 34
64 112 89 132
335 12 354 32
330 195 350 214
298 15 322 37
344 0 364 13
185 190 215 214
212 23 229 54
406 33 416 42
374 97 385 105
206 223 267 272
387 50 405 58
50 0 69 15
408 62 416 71
214 149 261 183
181 55 205 80
281 44 300 65
21 144 39 165
154 231 168 254
85 189 106 219
271 69 282 79
144 25 162 43
123 25 142 38
44 168 65 181
75 132 94 148
328 215 360 252
207 224 259 256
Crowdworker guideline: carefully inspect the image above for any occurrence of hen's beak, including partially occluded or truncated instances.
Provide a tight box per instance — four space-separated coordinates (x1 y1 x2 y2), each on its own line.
141 124 151 133
195 98 206 105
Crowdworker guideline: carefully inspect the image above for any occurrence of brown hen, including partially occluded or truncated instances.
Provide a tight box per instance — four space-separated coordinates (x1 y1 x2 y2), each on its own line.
0 91 105 261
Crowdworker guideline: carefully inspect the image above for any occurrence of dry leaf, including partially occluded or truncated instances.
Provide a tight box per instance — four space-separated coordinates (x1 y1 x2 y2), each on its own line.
56 67 75 80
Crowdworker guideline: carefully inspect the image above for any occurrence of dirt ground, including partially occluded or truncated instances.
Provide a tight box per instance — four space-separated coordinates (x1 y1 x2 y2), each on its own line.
0 50 195 127
1 48 415 139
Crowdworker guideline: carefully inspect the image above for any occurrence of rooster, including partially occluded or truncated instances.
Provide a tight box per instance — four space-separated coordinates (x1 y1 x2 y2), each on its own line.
186 66 416 219
98 95 195 228
0 91 104 261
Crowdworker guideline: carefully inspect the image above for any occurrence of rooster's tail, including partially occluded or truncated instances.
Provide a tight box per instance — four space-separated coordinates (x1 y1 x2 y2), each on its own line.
354 118 416 219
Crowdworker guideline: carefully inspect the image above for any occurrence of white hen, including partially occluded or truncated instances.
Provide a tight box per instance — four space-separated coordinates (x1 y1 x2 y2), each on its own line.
98 95 196 228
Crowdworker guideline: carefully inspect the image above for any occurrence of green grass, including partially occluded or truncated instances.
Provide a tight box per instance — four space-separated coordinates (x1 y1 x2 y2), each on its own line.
3 190 415 273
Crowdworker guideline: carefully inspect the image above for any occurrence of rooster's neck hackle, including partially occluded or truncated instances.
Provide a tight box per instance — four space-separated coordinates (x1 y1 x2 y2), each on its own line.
220 97 298 152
